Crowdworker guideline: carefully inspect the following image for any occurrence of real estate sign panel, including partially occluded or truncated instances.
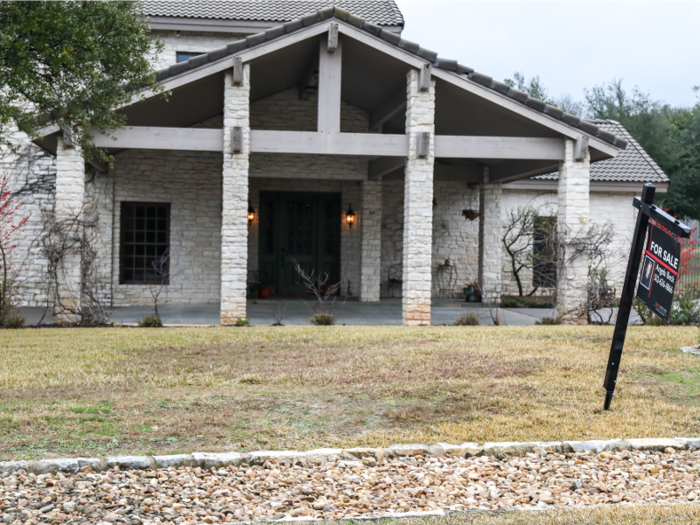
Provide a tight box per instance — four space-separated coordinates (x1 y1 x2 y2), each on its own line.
636 224 681 323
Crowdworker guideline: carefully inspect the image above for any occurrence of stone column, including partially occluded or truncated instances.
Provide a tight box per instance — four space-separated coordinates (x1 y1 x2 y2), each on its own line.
556 140 590 323
360 179 382 301
54 136 85 323
220 64 250 325
402 69 435 325
478 167 503 305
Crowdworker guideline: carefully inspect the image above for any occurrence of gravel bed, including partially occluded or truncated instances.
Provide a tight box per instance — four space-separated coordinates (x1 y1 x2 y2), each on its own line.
2 446 700 524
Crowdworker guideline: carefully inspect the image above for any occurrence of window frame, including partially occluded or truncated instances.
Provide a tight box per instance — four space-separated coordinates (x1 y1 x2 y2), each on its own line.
119 202 171 286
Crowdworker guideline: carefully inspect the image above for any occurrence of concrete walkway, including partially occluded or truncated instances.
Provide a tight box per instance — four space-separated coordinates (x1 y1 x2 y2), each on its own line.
18 298 638 326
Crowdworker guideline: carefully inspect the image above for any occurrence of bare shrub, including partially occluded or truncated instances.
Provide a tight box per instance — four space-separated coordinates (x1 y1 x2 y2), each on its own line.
310 313 335 326
454 312 480 326
294 262 343 315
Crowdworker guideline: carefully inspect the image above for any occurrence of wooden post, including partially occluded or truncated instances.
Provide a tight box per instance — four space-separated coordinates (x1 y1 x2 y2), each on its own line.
317 36 342 133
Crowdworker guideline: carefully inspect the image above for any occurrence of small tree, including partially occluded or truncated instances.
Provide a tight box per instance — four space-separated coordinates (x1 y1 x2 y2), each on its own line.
294 262 343 316
0 174 29 320
502 206 536 297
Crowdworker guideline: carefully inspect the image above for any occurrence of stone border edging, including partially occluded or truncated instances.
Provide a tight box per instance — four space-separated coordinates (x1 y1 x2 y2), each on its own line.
2 437 699 476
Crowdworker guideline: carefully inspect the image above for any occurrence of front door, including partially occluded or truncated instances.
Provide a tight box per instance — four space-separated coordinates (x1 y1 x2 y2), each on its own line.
258 192 341 294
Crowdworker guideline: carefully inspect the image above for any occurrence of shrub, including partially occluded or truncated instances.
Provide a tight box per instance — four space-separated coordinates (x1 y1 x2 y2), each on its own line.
536 316 562 325
310 313 335 326
138 314 163 328
235 317 250 326
501 295 554 308
454 312 480 326
2 310 24 329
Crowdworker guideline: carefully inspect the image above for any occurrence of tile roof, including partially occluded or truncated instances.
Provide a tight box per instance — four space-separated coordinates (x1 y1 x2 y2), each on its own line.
142 1 404 27
535 120 669 183
149 6 628 149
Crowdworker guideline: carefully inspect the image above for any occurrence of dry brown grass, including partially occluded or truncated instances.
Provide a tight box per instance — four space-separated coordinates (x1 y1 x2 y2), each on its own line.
376 503 700 525
0 326 698 459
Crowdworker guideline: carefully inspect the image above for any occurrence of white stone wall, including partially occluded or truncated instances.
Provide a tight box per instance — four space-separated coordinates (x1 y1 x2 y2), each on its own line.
0 128 56 308
402 69 435 325
360 180 382 301
111 150 223 306
151 31 246 70
478 178 503 305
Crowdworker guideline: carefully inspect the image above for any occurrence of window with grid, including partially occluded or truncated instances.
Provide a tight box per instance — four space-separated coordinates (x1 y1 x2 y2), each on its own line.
120 202 170 285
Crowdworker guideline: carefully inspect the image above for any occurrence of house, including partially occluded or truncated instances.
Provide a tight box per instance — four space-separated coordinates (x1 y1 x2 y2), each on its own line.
4 0 669 325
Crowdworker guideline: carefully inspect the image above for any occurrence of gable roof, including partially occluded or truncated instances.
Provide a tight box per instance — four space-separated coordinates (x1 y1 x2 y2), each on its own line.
142 0 404 27
534 120 667 184
152 6 627 150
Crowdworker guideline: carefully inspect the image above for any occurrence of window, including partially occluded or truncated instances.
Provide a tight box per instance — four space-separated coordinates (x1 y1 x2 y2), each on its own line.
176 51 204 63
120 202 170 285
532 216 557 288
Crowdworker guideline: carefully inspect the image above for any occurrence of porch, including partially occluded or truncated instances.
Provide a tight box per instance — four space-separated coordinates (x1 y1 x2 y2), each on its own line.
35 9 626 325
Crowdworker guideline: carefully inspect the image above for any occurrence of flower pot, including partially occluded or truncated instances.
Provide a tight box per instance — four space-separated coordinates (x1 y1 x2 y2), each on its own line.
259 288 271 299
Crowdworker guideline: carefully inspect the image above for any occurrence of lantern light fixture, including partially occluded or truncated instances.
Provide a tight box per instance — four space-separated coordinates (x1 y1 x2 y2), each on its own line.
247 202 255 223
346 204 356 228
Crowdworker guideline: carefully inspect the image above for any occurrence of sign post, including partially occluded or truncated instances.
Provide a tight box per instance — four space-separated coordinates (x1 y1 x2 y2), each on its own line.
603 183 691 410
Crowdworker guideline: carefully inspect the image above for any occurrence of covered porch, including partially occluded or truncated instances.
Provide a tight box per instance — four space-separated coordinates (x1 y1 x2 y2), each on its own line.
36 8 625 325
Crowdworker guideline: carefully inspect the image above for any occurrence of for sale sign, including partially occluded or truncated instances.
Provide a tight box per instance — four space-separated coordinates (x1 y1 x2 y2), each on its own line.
636 224 681 322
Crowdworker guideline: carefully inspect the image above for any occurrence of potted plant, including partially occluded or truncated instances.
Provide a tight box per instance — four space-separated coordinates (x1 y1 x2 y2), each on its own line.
258 283 271 299
248 283 259 300
463 279 481 302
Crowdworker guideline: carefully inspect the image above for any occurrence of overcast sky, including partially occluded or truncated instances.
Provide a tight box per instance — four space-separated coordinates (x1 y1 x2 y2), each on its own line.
394 1 700 108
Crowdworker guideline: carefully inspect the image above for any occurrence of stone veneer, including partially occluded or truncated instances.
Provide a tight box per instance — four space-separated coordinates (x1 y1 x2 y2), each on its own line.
556 140 591 323
360 180 382 301
151 31 247 71
221 66 251 325
478 173 503 305
402 69 435 325
54 139 85 323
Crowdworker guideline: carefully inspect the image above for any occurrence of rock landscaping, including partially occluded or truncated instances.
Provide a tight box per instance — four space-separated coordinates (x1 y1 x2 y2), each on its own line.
2 439 700 523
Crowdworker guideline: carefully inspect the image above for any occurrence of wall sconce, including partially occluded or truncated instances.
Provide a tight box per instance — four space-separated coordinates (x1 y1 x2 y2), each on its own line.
247 202 255 224
462 209 479 221
346 204 356 228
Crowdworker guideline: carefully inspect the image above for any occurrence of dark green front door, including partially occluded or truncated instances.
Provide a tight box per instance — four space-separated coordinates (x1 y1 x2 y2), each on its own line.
258 192 341 294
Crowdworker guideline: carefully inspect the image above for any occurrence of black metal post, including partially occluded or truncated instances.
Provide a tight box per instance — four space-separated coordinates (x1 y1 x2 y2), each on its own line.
603 183 656 410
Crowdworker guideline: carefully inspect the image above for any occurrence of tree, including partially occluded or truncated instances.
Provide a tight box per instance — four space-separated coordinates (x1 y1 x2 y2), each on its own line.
0 1 163 165
504 72 584 117
585 81 700 221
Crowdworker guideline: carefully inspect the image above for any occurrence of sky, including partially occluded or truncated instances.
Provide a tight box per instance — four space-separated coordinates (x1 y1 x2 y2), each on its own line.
394 1 700 108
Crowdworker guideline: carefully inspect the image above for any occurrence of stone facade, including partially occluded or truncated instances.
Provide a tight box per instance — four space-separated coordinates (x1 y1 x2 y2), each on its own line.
151 31 246 70
360 180 382 301
478 172 503 305
221 66 251 325
402 69 435 325
556 140 591 323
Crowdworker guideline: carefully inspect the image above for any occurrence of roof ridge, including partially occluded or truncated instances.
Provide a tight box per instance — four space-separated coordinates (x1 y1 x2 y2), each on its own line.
148 6 627 149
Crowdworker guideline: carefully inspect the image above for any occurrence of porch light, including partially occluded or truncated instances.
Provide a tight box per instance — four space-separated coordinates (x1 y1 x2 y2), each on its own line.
346 204 356 228
247 202 255 223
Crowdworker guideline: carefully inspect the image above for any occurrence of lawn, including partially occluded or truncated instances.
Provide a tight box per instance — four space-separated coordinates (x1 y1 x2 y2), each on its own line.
0 325 698 460
379 504 700 525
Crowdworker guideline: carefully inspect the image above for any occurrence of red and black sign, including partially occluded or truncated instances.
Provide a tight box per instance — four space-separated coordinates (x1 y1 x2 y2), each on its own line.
636 224 681 323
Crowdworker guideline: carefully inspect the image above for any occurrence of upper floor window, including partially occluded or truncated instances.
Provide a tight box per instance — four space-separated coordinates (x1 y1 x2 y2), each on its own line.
176 51 204 63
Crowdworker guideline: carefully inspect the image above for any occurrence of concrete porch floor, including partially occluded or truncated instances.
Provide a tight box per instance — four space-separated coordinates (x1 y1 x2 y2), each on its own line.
20 298 585 326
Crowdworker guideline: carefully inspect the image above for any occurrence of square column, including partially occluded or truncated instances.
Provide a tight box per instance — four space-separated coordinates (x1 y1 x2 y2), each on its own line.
402 68 435 325
556 139 590 324
360 179 382 301
54 137 85 323
221 64 250 325
478 168 503 305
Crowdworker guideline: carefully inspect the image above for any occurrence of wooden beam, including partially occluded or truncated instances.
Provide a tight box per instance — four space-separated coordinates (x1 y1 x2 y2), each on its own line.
434 136 566 160
232 56 243 85
419 63 432 92
369 88 406 131
250 130 408 156
328 22 339 52
489 160 561 183
232 126 243 153
89 127 223 151
317 37 342 133
416 132 430 158
298 47 319 100
574 135 589 161
369 156 406 180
